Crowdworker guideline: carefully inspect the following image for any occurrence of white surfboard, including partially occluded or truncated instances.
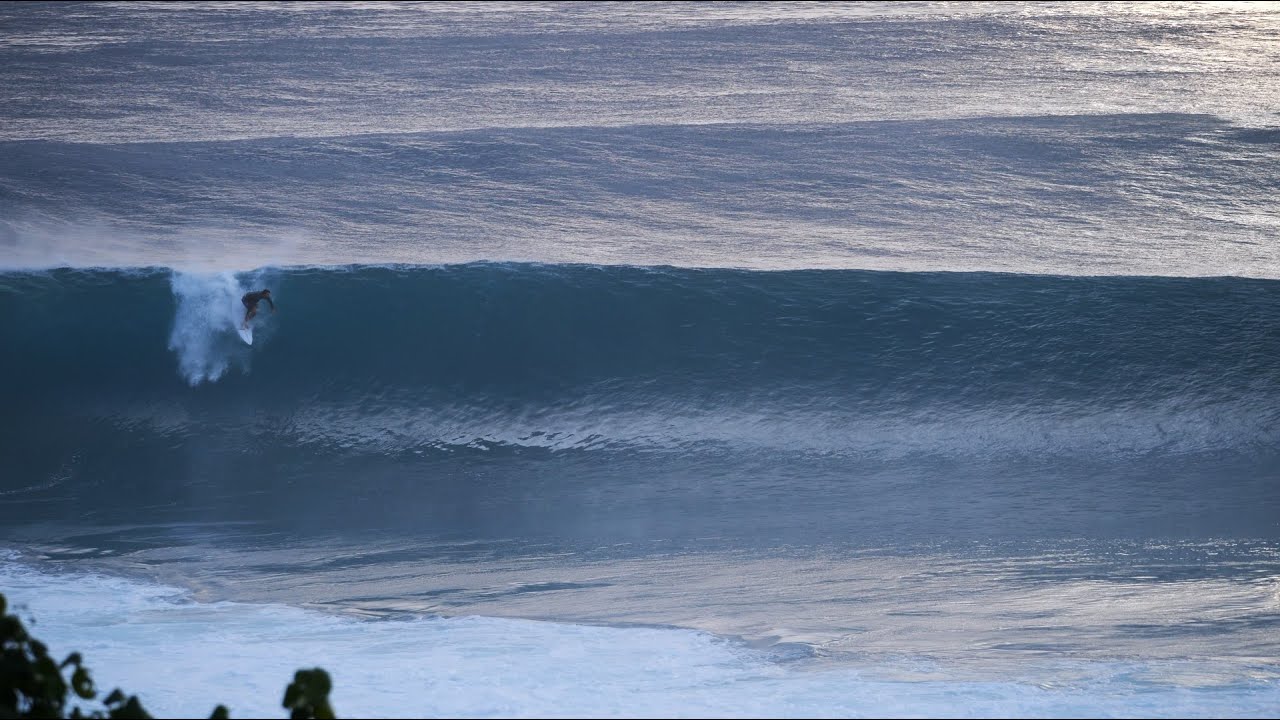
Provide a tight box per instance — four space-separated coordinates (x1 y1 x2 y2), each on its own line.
237 324 253 345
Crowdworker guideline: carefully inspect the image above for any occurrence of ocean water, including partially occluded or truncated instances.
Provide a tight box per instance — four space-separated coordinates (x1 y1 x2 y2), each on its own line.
1 2 1279 717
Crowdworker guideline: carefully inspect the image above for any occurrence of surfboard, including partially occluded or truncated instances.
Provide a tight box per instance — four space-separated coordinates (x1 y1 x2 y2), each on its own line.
237 324 253 345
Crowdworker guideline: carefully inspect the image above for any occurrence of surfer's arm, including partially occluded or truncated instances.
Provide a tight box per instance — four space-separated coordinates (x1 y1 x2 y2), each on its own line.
265 297 276 311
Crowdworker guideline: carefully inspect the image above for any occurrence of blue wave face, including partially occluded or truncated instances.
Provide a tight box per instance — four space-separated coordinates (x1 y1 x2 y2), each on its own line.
2 264 1277 542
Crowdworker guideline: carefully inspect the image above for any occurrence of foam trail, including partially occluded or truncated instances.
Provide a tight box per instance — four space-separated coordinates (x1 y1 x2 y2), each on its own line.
167 272 252 385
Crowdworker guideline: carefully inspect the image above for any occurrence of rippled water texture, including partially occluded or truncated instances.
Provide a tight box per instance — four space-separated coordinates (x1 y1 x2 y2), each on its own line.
1 3 1278 717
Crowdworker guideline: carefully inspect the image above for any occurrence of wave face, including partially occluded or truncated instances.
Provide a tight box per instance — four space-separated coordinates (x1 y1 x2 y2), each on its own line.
2 264 1277 541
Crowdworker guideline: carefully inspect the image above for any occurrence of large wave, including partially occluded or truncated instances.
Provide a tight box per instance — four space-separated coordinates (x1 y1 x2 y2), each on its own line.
2 263 1277 539
4 262 1278 451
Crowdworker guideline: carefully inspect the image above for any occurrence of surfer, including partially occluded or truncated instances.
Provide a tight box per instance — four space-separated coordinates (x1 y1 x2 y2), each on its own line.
241 289 275 329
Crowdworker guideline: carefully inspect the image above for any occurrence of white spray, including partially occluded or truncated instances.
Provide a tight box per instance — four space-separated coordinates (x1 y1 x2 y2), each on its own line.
167 271 265 385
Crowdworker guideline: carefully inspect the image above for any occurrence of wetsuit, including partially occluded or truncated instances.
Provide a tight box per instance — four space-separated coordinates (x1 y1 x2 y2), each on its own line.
242 291 275 312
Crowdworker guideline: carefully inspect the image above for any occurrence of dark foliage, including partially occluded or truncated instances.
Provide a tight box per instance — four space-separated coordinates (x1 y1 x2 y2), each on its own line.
0 593 335 719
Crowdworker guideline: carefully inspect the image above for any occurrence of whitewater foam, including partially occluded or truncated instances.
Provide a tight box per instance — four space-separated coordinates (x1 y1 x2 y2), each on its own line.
2 560 1278 719
167 271 272 385
0 561 783 718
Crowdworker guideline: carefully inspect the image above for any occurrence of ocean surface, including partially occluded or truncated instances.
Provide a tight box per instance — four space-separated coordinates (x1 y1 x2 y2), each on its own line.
2 2 1279 717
